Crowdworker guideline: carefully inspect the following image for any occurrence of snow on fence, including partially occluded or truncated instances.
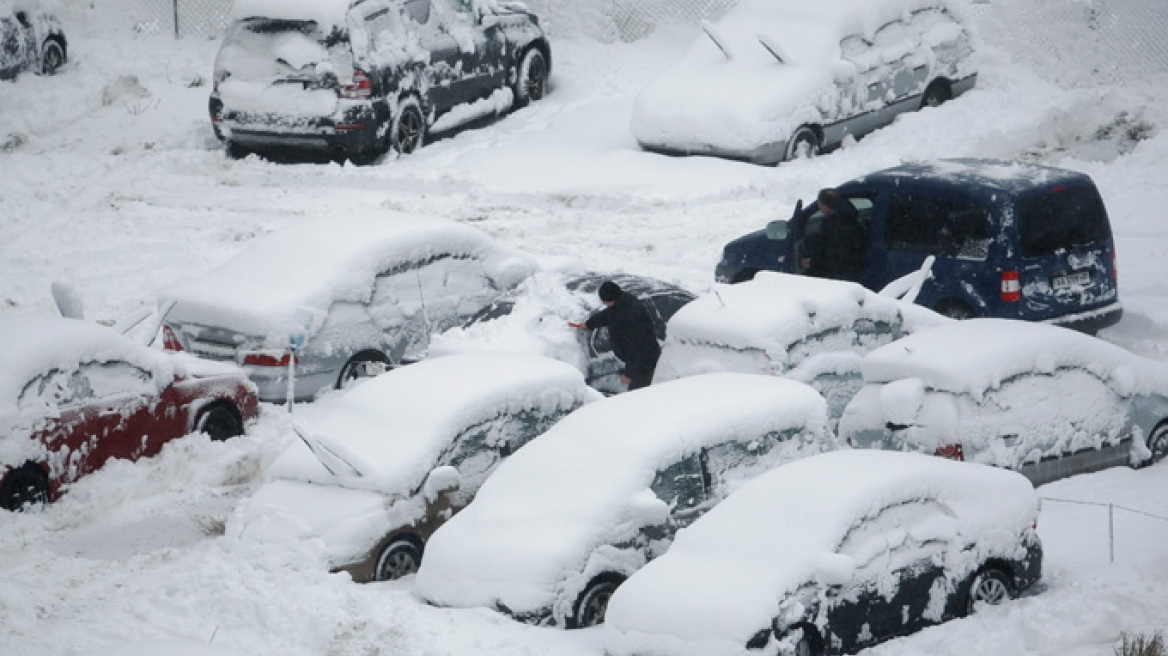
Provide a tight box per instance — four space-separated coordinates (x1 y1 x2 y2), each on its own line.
1040 495 1168 564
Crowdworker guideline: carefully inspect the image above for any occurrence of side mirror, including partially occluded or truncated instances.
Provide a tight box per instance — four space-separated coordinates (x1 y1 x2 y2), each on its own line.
423 465 461 502
766 219 789 241
628 489 671 526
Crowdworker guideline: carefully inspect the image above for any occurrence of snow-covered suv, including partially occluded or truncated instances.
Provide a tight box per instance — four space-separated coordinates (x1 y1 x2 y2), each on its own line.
209 0 551 163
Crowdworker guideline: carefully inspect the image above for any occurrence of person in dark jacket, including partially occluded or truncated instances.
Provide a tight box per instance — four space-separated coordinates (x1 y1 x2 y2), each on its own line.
799 188 867 283
569 281 661 391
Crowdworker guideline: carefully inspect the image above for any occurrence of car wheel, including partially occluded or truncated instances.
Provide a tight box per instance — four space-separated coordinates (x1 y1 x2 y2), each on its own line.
374 538 422 581
513 48 548 107
0 463 50 512
965 567 1013 615
790 626 822 656
195 404 243 442
785 126 820 161
921 81 951 109
392 98 425 155
1147 422 1168 464
336 350 392 390
934 298 976 320
40 39 65 75
569 574 624 629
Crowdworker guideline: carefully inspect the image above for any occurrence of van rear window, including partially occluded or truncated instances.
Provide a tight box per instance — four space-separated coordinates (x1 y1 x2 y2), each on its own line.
885 195 992 260
1017 185 1111 258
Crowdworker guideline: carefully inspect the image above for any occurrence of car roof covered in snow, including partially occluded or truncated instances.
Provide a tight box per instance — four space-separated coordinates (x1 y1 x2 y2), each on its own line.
603 449 1037 656
859 317 1168 398
663 273 904 361
164 214 535 338
849 158 1098 201
415 373 832 613
301 353 596 496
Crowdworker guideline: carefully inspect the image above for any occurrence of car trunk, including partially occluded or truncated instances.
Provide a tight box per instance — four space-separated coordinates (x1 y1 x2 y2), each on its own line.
216 18 351 120
1014 183 1118 322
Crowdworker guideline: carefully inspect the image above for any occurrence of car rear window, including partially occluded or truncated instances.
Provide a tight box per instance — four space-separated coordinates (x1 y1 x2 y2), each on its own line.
1016 185 1111 258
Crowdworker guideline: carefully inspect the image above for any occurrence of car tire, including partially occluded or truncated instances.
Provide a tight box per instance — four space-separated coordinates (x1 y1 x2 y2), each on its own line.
934 298 977 320
921 80 951 109
785 126 820 161
374 538 422 581
964 567 1013 615
790 626 822 656
1147 421 1168 464
0 463 50 512
195 404 243 442
513 47 548 107
569 574 624 629
225 142 250 160
336 350 392 390
40 39 65 76
392 98 425 155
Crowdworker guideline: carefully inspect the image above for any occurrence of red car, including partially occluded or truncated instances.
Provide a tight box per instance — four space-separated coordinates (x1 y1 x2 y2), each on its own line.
0 315 260 511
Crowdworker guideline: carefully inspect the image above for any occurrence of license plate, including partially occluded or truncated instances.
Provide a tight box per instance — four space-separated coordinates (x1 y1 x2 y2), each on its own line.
1051 270 1091 289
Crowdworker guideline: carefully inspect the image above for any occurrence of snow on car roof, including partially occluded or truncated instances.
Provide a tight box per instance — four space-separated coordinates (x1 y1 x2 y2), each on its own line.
857 158 1095 199
665 273 903 362
302 353 594 496
164 214 535 338
0 315 176 459
604 449 1038 655
415 373 830 611
859 318 1168 398
231 0 353 29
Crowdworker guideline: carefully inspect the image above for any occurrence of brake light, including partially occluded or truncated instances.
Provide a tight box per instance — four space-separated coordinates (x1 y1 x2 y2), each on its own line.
1113 248 1118 280
1050 184 1066 193
339 70 372 99
162 325 184 352
243 352 297 366
935 443 964 461
1001 270 1021 302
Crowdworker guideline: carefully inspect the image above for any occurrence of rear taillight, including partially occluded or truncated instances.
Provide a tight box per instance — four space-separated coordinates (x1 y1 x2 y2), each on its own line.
935 443 965 461
1113 248 1118 280
243 352 297 367
162 325 184 352
339 70 372 100
1001 270 1021 302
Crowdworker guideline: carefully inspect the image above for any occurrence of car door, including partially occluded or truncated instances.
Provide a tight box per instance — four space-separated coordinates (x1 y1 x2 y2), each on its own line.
415 0 491 112
369 262 430 362
643 453 708 553
870 17 930 114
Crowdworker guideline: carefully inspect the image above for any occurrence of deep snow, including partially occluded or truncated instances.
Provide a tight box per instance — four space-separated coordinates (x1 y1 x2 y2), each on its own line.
2 0 1168 654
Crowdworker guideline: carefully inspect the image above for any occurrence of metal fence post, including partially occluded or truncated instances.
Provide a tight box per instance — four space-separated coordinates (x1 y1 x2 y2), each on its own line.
173 0 179 38
1109 503 1115 564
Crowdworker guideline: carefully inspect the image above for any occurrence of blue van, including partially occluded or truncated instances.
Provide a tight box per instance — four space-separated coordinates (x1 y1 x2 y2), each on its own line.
715 159 1122 333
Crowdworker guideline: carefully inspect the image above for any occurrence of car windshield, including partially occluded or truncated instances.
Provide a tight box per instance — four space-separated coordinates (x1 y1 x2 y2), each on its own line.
1016 185 1111 257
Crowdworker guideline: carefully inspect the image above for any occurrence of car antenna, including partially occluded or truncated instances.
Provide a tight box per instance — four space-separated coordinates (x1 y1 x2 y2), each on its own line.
713 289 726 308
758 34 787 64
701 20 734 60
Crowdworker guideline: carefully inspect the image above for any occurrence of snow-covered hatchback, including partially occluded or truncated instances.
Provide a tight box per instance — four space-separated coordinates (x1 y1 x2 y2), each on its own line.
210 0 550 162
603 450 1042 656
839 319 1168 486
415 373 835 628
632 0 977 164
0 0 67 80
229 353 597 582
160 216 536 403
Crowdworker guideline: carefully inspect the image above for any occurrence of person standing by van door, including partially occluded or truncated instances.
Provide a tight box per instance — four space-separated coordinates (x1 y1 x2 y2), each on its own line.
569 281 661 391
799 188 867 283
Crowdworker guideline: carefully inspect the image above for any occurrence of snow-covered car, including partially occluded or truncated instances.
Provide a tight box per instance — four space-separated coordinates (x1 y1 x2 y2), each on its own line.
160 215 536 403
839 319 1168 486
430 271 695 394
415 373 836 628
603 449 1042 656
653 272 948 421
228 353 597 582
210 0 551 163
0 315 259 511
1 0 67 80
632 0 978 164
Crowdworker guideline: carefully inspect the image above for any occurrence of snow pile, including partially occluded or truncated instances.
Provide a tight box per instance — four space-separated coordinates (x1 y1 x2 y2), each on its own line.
604 449 1039 656
416 373 833 623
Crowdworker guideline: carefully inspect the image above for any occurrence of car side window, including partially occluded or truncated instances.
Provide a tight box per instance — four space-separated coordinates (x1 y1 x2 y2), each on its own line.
440 415 509 500
78 361 155 401
840 34 879 72
885 194 992 260
837 499 956 577
363 5 406 52
403 0 431 25
701 431 791 500
649 454 707 512
18 368 93 411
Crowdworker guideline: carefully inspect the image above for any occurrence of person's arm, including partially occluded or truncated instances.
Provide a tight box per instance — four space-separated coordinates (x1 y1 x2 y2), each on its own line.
570 307 609 330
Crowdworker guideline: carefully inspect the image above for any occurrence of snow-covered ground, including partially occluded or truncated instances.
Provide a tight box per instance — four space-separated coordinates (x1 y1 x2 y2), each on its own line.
2 0 1168 654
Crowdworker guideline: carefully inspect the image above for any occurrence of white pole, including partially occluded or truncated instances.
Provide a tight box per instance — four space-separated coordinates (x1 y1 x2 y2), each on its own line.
1108 503 1115 564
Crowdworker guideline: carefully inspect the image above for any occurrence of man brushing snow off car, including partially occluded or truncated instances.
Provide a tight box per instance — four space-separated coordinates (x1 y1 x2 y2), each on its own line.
571 281 662 390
